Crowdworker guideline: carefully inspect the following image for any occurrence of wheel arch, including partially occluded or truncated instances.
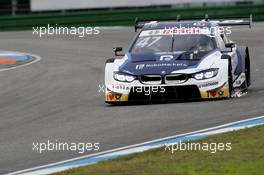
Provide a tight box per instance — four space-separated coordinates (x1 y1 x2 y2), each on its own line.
236 46 251 87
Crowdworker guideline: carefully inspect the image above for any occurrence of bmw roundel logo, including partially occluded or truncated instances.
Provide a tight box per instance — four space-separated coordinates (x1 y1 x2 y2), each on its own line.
161 71 166 75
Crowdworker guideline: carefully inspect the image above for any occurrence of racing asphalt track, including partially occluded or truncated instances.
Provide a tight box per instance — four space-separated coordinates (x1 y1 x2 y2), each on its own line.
0 24 264 174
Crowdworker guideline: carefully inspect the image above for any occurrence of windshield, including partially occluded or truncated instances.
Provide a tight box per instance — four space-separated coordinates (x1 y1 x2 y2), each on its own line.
131 32 215 54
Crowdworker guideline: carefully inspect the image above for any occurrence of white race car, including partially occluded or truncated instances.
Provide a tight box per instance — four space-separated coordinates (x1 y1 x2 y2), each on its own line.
105 16 252 103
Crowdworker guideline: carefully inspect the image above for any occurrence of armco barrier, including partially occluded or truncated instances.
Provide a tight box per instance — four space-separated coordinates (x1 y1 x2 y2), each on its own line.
0 4 264 31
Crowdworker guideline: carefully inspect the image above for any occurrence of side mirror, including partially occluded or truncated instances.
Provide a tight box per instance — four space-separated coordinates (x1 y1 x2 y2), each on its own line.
225 43 235 48
221 54 231 60
225 43 235 52
113 47 124 56
222 43 235 53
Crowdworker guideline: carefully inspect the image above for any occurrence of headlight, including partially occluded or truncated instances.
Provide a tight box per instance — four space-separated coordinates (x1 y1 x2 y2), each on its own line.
194 72 204 80
114 72 136 82
193 69 218 80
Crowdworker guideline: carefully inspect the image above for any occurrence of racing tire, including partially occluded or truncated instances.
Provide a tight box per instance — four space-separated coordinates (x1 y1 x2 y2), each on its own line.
240 49 251 92
228 58 233 97
245 49 251 88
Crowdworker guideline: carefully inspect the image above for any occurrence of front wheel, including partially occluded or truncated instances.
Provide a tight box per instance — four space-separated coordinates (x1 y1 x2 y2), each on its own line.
228 58 233 97
240 50 251 92
245 50 251 88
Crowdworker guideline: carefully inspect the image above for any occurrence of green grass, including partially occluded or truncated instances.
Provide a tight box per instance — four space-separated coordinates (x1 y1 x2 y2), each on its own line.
54 125 264 175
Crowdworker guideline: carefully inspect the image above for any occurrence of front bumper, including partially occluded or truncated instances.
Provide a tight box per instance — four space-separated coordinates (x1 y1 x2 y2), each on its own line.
105 84 230 103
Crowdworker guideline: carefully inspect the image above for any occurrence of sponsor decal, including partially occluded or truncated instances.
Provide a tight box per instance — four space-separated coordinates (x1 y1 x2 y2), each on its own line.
160 55 174 61
136 64 145 70
146 63 187 68
108 93 115 101
163 27 201 35
209 90 217 97
198 82 219 88
139 27 206 37
218 90 224 96
108 93 122 101
200 82 229 98
106 93 129 102
112 85 130 91
135 62 188 70
115 94 122 100
207 89 224 98
161 71 166 75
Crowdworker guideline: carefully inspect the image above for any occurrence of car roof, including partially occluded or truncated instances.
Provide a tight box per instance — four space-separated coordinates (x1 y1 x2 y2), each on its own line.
142 21 219 31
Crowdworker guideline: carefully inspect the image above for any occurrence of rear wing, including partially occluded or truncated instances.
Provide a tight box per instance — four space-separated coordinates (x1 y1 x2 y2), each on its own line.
134 14 252 32
210 15 252 28
134 16 181 32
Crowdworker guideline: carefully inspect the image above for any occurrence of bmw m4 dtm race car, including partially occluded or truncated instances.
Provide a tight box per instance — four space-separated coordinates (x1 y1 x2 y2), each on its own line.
105 15 252 103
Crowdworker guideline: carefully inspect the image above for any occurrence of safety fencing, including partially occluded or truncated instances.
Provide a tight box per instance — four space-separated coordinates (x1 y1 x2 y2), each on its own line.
0 4 264 31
